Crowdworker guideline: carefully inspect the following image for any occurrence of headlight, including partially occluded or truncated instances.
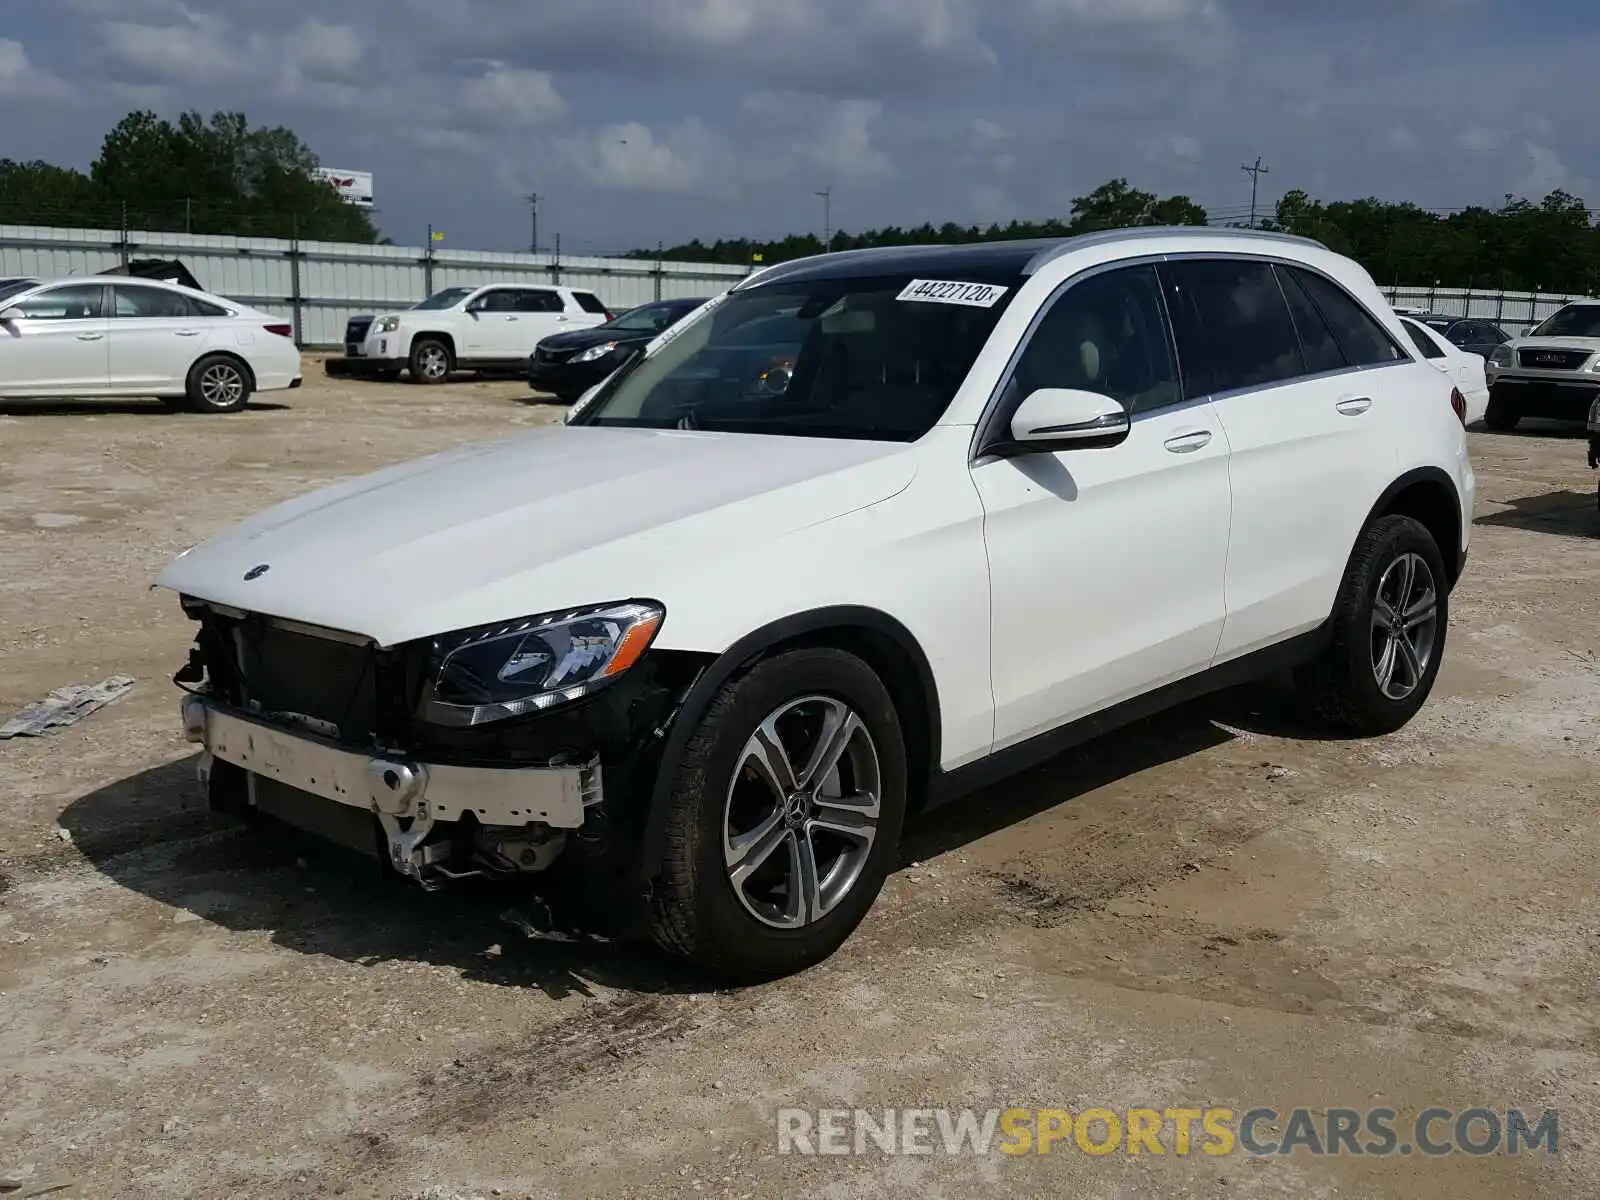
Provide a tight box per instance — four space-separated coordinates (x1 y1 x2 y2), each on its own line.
374 315 401 334
1587 356 1600 373
1489 345 1512 366
420 600 663 726
572 341 619 363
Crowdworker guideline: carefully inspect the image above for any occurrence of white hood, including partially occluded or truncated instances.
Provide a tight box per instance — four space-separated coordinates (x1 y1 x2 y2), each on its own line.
158 425 917 646
1511 335 1600 353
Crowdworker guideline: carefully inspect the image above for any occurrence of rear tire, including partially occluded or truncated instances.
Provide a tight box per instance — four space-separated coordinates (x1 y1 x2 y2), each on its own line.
648 648 907 982
408 339 451 384
1483 391 1520 431
184 354 251 413
1297 514 1447 736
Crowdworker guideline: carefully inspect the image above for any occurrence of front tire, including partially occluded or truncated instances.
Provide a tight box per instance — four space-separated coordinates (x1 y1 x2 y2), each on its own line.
1298 514 1448 736
1483 390 1520 431
184 354 252 413
648 648 908 982
408 339 452 384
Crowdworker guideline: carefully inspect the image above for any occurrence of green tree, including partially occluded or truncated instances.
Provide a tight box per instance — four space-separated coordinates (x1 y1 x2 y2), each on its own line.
90 110 380 241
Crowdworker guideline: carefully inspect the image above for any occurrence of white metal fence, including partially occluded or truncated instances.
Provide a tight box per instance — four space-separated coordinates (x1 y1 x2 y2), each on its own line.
1 222 1591 347
1379 285 1589 335
0 223 750 347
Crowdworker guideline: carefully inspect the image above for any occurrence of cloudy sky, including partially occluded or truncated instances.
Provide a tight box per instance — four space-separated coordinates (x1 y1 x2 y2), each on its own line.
2 0 1594 254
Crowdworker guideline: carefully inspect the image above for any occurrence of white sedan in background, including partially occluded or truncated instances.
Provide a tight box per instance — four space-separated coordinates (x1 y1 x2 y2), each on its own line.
0 276 302 413
1399 315 1489 426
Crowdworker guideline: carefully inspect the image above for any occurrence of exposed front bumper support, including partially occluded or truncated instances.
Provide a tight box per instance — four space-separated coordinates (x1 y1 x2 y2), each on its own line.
181 696 601 881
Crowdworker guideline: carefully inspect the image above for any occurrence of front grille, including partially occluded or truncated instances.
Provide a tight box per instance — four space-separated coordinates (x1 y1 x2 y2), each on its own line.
536 345 576 364
1518 348 1591 370
345 316 374 345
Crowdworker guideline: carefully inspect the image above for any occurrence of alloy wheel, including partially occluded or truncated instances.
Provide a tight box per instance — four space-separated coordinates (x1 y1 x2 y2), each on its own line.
1370 551 1439 701
722 695 881 930
200 362 245 408
417 346 449 379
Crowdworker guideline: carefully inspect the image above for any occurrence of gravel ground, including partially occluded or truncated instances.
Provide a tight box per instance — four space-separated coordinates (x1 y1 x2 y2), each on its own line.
1 362 1597 1199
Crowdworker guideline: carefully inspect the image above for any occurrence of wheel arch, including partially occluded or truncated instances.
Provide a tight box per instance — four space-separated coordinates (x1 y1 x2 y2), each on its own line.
1365 467 1464 587
193 349 256 391
408 330 457 361
637 606 943 883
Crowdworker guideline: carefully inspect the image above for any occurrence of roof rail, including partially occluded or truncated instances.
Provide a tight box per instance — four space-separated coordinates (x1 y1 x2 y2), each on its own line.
1022 225 1327 273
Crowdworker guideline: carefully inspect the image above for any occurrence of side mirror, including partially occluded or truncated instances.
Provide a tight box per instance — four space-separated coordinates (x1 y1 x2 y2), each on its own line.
0 307 23 323
1004 388 1130 453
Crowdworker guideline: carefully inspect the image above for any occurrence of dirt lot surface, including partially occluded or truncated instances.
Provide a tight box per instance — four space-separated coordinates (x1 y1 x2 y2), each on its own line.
1 361 1597 1199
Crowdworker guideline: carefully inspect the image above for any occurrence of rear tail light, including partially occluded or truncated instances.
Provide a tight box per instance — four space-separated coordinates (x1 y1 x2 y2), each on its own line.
264 323 293 338
1449 387 1466 425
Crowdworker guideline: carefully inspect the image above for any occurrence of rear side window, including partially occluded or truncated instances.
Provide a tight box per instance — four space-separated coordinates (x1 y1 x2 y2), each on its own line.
1287 267 1406 367
573 291 610 315
1274 266 1346 375
513 289 563 313
1162 259 1304 398
1401 319 1446 360
113 285 202 318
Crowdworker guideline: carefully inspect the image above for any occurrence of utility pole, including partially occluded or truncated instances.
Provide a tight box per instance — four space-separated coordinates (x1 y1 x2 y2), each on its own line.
524 192 540 253
816 186 832 251
1241 156 1269 229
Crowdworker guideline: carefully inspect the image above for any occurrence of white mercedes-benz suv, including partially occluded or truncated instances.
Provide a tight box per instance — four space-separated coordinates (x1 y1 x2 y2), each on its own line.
159 228 1474 980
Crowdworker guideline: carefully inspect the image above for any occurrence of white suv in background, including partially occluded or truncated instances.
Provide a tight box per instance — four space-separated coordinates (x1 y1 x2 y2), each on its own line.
0 276 301 412
159 228 1473 980
1484 299 1600 430
338 284 612 382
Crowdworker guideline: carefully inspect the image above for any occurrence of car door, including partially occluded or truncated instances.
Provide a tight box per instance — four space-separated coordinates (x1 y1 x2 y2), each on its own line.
1403 317 1481 397
509 288 572 353
0 283 110 395
1163 258 1405 662
972 263 1233 750
107 284 216 391
460 288 520 359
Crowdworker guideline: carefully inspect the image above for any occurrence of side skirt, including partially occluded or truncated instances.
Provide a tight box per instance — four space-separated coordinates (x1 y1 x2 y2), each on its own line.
927 621 1333 808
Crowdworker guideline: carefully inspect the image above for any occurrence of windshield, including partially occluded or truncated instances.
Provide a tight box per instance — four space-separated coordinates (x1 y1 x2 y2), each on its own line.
0 279 38 305
411 287 474 311
606 301 695 334
572 274 1019 441
1531 304 1600 339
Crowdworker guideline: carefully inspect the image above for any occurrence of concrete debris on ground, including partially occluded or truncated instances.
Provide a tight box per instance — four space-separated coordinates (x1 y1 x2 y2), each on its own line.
0 677 134 739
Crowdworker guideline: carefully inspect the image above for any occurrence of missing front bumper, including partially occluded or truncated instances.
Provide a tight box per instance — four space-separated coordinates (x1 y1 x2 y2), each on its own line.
183 696 601 884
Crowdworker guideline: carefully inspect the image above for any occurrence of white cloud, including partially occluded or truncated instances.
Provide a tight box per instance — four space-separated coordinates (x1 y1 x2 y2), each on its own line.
0 38 68 99
458 68 566 128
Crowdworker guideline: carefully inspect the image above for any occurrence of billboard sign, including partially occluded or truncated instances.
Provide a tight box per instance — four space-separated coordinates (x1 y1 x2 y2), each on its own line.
312 168 374 209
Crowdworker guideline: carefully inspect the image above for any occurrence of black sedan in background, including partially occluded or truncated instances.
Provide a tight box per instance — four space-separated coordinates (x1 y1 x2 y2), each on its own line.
1401 311 1513 360
529 296 709 401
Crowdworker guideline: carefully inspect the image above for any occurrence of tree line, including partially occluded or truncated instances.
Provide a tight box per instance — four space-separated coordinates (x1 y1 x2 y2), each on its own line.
640 178 1600 296
0 110 381 243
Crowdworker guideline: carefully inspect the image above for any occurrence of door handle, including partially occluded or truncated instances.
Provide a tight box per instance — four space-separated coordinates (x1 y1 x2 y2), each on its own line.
1336 396 1372 416
504 315 518 321
75 333 103 341
1163 429 1213 453
174 329 202 337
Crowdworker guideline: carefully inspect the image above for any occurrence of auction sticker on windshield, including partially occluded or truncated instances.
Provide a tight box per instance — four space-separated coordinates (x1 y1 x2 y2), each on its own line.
896 279 1009 307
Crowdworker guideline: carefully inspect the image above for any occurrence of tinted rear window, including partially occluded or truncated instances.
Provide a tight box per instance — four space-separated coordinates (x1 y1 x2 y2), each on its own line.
574 291 610 314
1288 268 1406 367
1162 259 1305 398
1275 266 1346 375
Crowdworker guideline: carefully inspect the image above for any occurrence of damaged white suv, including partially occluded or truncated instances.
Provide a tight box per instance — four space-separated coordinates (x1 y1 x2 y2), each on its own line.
160 228 1474 980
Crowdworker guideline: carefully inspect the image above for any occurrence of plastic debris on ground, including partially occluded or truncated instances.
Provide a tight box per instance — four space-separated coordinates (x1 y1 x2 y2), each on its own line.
0 677 135 740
